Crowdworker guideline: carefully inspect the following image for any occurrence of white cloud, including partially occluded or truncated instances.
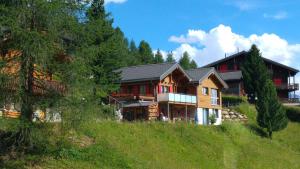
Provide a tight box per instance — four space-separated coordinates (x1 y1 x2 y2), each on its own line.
105 0 127 5
169 24 300 97
234 1 254 11
263 11 288 20
168 24 300 68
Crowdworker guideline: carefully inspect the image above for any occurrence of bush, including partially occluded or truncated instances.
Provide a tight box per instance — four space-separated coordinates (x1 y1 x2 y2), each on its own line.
222 95 248 107
285 106 300 122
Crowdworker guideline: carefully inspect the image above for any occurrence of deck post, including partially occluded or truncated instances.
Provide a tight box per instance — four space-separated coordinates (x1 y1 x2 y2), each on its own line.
185 104 188 122
167 103 170 121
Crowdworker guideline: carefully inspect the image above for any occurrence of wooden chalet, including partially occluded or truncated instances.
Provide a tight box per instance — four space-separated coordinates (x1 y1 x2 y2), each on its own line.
204 51 299 102
110 63 228 125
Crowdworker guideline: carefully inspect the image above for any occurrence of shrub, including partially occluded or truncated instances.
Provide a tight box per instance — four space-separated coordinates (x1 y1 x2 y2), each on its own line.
209 114 217 125
222 95 247 107
285 106 300 122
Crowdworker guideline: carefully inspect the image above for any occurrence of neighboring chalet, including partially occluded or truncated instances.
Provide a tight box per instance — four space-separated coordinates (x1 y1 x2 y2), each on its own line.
110 63 228 125
204 51 299 101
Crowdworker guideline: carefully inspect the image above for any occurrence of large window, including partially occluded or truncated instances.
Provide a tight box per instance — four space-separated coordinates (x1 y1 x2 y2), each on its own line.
202 87 209 95
140 85 146 95
127 86 132 94
211 89 219 105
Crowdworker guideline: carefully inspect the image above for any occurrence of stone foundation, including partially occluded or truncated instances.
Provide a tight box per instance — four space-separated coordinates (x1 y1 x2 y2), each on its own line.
222 108 248 123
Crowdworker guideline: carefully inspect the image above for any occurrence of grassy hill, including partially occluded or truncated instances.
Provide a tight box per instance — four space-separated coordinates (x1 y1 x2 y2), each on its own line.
1 104 300 169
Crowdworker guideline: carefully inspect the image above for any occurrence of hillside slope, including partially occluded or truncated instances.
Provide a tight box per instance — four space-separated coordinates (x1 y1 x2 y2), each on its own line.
1 104 300 169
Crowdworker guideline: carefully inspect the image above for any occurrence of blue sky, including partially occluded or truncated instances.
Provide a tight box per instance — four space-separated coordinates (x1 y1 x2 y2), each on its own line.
105 0 300 94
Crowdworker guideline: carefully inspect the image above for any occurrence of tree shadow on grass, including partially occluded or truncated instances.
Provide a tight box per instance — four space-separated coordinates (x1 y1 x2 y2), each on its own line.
245 124 268 138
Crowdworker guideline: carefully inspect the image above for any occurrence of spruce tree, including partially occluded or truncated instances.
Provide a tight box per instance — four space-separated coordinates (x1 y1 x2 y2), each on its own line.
241 45 269 102
256 79 288 139
166 52 175 63
154 49 164 63
138 40 154 64
128 40 140 65
190 60 198 69
179 51 191 69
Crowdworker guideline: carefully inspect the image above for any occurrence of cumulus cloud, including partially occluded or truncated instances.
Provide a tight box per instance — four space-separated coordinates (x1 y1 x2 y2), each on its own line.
263 11 288 20
105 0 127 5
168 24 300 68
168 24 300 96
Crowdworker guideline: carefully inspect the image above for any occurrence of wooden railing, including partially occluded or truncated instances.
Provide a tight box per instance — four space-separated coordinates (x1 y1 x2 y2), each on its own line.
275 83 299 90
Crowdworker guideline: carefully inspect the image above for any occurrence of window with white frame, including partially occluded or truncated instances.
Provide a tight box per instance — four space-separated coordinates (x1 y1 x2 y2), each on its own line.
211 89 219 105
202 87 209 95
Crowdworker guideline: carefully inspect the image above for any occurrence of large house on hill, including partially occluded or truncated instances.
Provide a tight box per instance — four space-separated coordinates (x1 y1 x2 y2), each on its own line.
204 51 299 101
110 63 228 125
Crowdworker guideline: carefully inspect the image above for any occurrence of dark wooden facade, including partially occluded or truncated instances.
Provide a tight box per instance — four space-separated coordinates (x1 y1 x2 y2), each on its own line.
205 51 299 100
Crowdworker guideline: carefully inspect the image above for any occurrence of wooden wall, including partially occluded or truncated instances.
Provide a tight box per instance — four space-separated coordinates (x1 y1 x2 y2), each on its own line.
196 74 222 109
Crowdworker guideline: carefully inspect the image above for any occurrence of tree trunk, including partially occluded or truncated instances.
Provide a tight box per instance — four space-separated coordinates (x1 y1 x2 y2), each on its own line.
268 131 272 139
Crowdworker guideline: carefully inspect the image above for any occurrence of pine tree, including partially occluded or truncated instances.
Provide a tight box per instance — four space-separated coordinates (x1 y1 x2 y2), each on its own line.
241 45 270 102
154 49 164 63
190 60 198 69
166 52 175 63
138 40 154 64
256 79 288 139
179 51 191 69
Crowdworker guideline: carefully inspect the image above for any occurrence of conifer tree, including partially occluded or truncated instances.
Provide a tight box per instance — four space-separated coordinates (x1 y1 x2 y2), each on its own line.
256 79 288 139
190 60 198 69
166 52 175 63
179 51 191 69
138 40 154 64
128 40 140 65
0 0 80 149
241 45 269 102
154 49 164 63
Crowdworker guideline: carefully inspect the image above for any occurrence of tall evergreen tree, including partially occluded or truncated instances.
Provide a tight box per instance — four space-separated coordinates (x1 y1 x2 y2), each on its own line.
154 49 164 63
241 45 270 102
128 40 140 65
166 52 175 63
83 0 130 99
179 51 191 69
190 60 198 69
0 0 80 148
138 40 154 64
256 80 288 139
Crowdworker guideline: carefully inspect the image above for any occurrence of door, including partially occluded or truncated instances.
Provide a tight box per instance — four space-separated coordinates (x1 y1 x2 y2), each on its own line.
203 108 209 125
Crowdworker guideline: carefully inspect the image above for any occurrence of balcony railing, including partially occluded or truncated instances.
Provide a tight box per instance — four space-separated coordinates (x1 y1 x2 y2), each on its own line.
275 83 299 90
157 93 197 104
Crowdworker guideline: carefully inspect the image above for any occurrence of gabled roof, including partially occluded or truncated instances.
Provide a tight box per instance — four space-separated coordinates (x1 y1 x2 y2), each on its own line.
220 71 243 81
116 62 192 83
203 51 299 74
186 68 228 88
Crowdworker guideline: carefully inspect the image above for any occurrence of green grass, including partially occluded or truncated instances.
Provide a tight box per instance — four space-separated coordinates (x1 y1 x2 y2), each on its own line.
1 104 300 169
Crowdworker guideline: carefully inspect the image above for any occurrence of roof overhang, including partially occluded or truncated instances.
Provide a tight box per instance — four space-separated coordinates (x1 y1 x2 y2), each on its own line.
160 63 192 81
196 68 228 89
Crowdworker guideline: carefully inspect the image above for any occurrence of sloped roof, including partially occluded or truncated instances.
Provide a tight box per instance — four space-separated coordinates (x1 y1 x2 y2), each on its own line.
203 51 299 74
186 68 228 88
115 62 191 83
220 71 243 81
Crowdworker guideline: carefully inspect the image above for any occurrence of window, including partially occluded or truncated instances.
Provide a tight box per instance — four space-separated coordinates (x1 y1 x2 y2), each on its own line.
162 86 169 93
140 85 146 95
211 89 219 105
213 109 219 118
202 87 209 95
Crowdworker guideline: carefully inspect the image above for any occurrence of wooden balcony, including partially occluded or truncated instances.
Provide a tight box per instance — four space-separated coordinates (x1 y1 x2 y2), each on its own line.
275 83 299 91
110 93 155 101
